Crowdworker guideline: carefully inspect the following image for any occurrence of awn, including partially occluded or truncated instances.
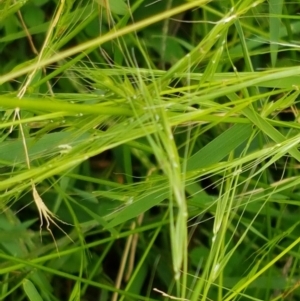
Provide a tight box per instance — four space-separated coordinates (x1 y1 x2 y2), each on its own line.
13 108 73 250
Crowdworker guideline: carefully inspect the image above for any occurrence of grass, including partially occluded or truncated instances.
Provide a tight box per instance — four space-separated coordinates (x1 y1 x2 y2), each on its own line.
1 0 300 300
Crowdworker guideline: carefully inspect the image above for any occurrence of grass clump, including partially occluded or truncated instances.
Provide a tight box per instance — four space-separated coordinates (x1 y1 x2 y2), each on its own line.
1 0 300 300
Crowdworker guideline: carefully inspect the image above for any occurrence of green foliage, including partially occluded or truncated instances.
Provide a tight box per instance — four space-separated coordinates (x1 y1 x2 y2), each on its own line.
1 0 300 300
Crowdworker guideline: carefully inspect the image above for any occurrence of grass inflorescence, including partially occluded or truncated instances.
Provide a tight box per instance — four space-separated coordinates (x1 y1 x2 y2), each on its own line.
1 0 300 300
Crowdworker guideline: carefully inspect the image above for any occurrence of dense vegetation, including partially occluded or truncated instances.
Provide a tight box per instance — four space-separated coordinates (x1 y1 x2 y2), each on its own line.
1 0 300 300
